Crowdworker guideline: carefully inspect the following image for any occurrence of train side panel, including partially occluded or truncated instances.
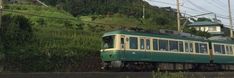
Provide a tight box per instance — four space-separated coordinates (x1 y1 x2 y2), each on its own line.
101 50 210 63
213 55 234 64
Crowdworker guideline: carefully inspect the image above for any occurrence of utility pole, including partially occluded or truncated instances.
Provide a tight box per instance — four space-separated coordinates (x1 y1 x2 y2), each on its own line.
228 0 233 37
36 0 48 7
142 0 145 19
176 0 181 32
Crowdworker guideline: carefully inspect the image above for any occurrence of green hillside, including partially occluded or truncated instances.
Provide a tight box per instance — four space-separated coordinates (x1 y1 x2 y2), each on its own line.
40 0 178 31
2 4 102 72
4 4 80 28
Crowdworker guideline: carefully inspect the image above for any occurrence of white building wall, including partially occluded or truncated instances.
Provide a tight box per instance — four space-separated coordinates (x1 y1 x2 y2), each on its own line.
192 26 221 33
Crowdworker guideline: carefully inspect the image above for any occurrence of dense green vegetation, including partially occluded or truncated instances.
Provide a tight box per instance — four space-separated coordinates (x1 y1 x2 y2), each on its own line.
1 4 102 72
0 14 35 71
40 0 178 31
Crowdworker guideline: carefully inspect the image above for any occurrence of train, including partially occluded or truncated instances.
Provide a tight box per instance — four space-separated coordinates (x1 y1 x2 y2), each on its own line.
100 30 234 71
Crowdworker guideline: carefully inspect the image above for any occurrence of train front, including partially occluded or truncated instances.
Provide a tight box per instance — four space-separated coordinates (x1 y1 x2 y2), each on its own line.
100 32 123 70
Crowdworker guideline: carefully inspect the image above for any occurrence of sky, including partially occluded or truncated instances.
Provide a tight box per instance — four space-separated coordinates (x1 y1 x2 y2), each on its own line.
145 0 234 28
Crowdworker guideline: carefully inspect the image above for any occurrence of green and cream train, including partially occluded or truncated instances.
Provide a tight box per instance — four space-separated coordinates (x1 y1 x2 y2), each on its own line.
100 30 234 71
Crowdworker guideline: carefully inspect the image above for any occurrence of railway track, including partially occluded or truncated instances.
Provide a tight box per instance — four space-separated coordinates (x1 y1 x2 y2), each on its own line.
0 72 234 78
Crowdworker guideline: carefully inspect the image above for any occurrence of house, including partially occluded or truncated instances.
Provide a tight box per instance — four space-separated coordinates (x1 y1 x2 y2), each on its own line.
187 21 224 36
222 26 234 37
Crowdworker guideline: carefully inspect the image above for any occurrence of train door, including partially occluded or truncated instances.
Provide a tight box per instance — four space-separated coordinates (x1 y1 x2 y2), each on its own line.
140 38 145 51
140 37 151 60
185 41 194 62
184 41 194 53
120 35 126 60
146 38 151 51
140 37 146 60
145 38 151 60
120 36 125 51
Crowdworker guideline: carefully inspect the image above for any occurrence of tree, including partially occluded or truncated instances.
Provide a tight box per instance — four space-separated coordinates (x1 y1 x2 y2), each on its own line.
0 14 34 71
0 14 33 48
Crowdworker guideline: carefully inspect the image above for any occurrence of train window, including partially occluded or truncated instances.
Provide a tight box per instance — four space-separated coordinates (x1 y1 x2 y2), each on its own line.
195 43 208 53
229 46 233 54
146 39 150 50
200 43 208 53
169 41 178 52
226 46 232 54
103 35 115 49
129 37 138 49
226 46 229 54
185 42 189 52
189 43 193 52
226 46 231 54
140 39 145 49
214 44 222 54
185 42 193 53
214 44 226 54
121 38 124 44
221 45 225 54
179 41 184 52
121 38 124 48
159 40 169 51
153 39 158 50
195 43 199 53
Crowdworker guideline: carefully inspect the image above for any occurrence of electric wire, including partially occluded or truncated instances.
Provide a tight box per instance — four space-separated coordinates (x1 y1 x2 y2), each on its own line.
149 0 234 20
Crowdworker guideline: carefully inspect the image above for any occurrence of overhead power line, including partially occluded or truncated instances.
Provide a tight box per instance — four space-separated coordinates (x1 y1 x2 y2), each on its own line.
186 0 210 12
216 0 234 11
217 0 226 5
185 0 234 19
213 0 227 8
204 0 226 11
148 0 205 14
149 0 234 20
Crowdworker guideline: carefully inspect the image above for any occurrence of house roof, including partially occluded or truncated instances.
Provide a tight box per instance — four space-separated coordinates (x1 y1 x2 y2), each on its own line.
188 21 223 27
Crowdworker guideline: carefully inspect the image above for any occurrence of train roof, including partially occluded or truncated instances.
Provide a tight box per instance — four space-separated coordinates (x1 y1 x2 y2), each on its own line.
209 40 234 44
103 30 208 42
210 40 234 44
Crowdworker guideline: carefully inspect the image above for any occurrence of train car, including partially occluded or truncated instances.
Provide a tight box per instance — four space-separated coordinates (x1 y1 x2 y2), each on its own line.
209 40 234 70
211 41 234 63
100 30 211 71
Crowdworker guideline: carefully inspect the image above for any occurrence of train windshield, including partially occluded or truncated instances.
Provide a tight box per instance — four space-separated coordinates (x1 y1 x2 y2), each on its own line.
102 35 115 49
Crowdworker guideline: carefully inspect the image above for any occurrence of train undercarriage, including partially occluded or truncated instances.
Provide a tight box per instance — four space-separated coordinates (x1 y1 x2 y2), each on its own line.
102 61 234 72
